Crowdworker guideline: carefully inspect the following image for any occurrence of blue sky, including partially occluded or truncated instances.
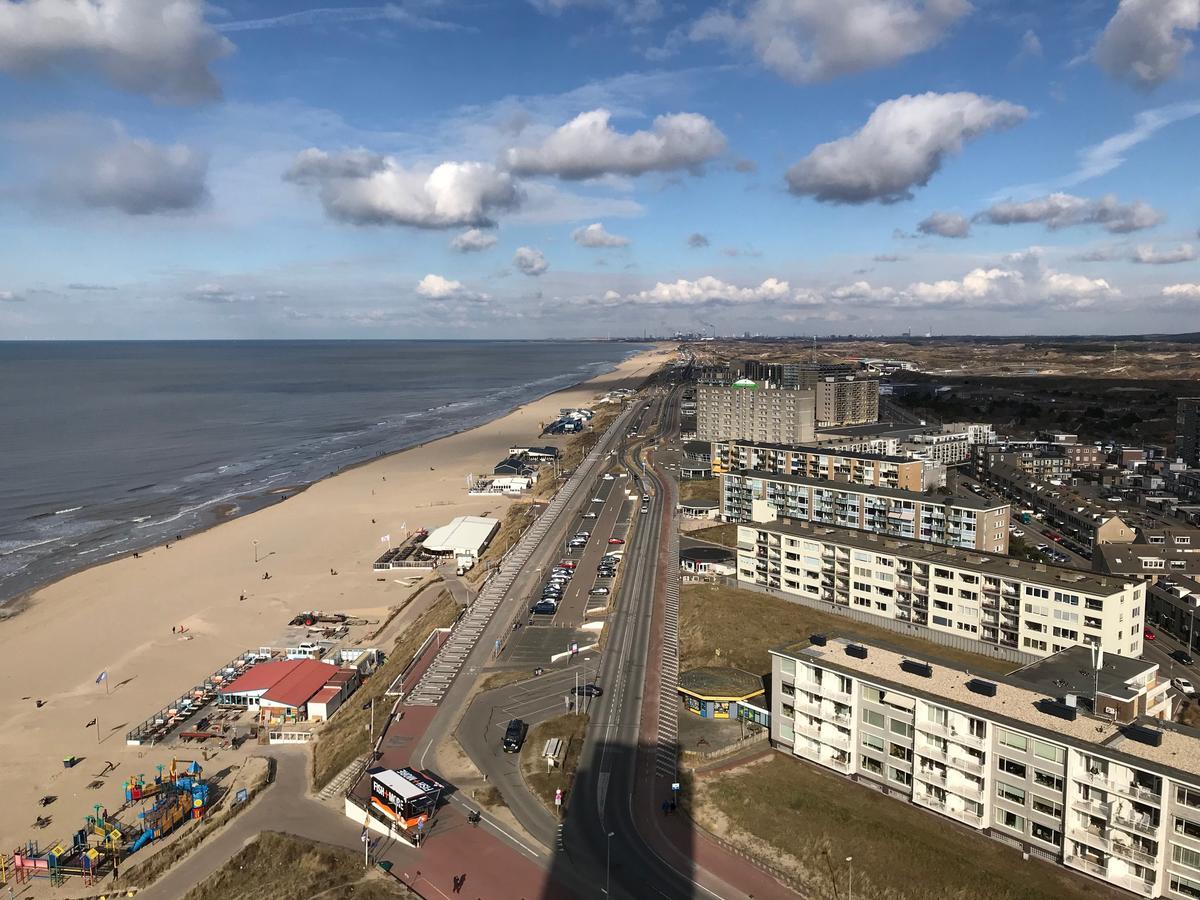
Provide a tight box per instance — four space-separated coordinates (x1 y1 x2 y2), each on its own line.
0 0 1198 338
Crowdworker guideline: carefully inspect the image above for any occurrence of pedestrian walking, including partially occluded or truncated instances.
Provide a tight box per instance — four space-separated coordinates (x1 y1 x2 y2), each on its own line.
452 875 461 893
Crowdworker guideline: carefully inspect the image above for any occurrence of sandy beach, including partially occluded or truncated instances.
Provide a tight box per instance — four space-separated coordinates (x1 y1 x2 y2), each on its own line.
0 345 671 860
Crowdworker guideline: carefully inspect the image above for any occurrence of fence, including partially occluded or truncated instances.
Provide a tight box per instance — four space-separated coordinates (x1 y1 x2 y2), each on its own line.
724 577 1038 668
385 627 452 697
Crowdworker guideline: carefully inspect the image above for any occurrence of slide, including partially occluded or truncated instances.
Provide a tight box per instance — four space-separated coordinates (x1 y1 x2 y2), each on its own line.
130 829 154 853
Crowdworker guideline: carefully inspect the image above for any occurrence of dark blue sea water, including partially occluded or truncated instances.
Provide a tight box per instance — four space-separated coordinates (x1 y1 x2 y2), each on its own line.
0 340 647 604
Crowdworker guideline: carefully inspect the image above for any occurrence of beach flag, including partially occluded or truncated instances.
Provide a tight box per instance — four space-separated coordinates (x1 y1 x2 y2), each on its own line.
380 534 391 544
95 671 107 684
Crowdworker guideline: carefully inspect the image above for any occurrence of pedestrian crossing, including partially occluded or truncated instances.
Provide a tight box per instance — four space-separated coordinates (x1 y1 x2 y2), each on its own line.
404 406 639 706
655 482 681 781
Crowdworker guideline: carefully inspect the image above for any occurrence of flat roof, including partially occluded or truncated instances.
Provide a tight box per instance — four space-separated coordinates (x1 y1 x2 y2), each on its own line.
1006 646 1153 702
727 469 1003 511
716 438 915 465
679 498 719 509
741 518 1137 596
678 666 764 700
680 546 734 562
423 515 500 554
370 767 443 800
777 636 1200 785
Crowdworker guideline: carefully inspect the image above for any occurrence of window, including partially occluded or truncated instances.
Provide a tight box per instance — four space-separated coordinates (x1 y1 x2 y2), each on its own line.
862 709 885 728
932 615 951 627
890 719 914 739
996 810 1025 833
889 743 912 762
997 757 1027 778
998 729 1029 752
1032 796 1062 818
1176 817 1200 840
1033 740 1065 764
862 733 885 752
1179 787 1200 810
1172 873 1200 900
1177 845 1200 871
996 782 1026 805
1026 586 1050 599
1031 822 1062 847
889 767 912 786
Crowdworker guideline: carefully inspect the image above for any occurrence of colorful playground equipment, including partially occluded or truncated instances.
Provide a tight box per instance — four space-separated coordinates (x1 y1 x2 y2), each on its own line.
2 759 208 887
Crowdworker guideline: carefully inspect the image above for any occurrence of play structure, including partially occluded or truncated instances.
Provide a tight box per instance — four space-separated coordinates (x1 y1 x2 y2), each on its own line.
1 759 208 887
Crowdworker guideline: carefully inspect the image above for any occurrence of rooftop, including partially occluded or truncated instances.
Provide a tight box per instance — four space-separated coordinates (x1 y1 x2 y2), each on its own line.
1006 645 1154 703
714 437 916 466
727 469 1004 511
1094 542 1200 574
777 636 1200 785
740 518 1138 596
680 545 735 563
221 659 338 709
679 498 719 510
678 666 765 700
423 515 500 555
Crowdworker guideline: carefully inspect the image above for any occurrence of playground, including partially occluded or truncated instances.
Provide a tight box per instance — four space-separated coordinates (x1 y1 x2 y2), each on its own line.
2 758 209 890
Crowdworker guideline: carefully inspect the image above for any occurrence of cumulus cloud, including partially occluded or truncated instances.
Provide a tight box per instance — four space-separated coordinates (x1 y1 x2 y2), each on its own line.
59 137 209 215
627 276 804 306
1093 0 1200 90
0 0 232 104
415 273 489 301
514 246 549 276
917 211 970 238
976 192 1163 233
286 149 520 229
690 0 970 83
1131 243 1197 264
687 232 710 248
1163 283 1200 298
573 222 631 248
785 92 1027 204
503 108 726 180
451 228 499 252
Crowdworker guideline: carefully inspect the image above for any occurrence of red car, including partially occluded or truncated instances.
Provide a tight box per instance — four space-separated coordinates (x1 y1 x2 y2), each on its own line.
608 538 625 545
558 561 577 569
1144 628 1156 641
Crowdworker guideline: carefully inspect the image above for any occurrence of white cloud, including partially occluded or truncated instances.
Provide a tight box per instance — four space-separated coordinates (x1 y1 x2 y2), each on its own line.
627 276 803 306
977 193 1163 233
785 92 1026 204
59 137 209 215
1163 283 1200 298
1093 0 1200 90
1131 243 1197 264
527 0 662 24
0 290 24 302
573 222 631 248
690 0 970 84
503 108 726 180
1018 29 1043 59
451 228 499 252
687 232 710 248
514 246 549 276
415 273 489 301
218 6 461 33
189 283 255 304
285 149 520 229
0 0 232 104
1067 101 1200 184
917 211 970 238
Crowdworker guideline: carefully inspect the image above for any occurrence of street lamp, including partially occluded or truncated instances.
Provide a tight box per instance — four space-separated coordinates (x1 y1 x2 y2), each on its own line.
605 831 615 895
846 856 853 900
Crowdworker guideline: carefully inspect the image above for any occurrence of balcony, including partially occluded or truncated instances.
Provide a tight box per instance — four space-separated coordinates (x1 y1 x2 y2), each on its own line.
1068 824 1111 850
1072 797 1112 819
1109 873 1156 897
820 730 852 751
917 744 949 764
1112 814 1159 838
918 719 951 739
1117 783 1162 805
950 780 985 801
947 754 985 777
1109 841 1158 867
949 729 988 751
1078 770 1117 792
916 766 948 785
1065 855 1108 879
824 709 852 727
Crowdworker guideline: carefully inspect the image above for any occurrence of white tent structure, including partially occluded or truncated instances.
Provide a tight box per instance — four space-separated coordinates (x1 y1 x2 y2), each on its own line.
422 515 500 561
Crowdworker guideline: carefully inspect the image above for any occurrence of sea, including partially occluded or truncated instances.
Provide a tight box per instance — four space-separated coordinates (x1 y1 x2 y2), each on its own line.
0 340 648 606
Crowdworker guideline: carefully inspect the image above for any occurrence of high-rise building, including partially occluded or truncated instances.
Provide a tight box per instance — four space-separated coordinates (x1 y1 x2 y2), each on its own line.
709 438 943 490
694 380 816 444
739 361 879 426
1177 398 1200 468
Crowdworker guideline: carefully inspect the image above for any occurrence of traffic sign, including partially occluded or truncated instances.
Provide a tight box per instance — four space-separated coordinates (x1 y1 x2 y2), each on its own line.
554 788 563 807
671 782 680 792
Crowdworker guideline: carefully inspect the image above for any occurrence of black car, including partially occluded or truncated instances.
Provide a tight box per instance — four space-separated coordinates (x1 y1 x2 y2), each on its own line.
1174 650 1196 666
597 569 615 578
503 719 527 752
531 601 558 615
572 683 603 697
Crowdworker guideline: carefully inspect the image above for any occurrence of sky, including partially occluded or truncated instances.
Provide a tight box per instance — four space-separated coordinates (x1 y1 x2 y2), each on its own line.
0 0 1199 339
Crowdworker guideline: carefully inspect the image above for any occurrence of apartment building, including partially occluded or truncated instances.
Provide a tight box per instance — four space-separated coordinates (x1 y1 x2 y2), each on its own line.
694 380 816 444
1095 544 1200 580
720 469 1010 553
737 520 1146 657
709 438 942 490
1147 577 1200 654
819 422 997 467
770 636 1194 899
1176 399 1200 469
814 376 879 427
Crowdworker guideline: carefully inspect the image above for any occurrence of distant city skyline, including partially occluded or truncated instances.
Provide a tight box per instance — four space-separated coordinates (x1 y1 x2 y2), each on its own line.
0 0 1198 338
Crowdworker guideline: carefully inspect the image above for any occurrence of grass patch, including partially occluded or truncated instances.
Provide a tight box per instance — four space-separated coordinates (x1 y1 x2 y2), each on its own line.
681 582 1015 680
519 713 588 814
474 786 508 811
313 592 460 789
1181 698 1200 728
183 831 413 900
478 669 534 692
678 477 720 503
469 502 538 583
694 754 1115 900
687 523 738 548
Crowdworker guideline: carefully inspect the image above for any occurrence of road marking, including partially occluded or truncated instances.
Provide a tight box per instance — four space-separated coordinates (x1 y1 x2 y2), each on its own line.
597 771 610 816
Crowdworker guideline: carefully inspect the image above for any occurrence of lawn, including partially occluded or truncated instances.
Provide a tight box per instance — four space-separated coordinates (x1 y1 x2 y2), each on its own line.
686 523 738 547
678 477 720 503
184 831 413 900
692 754 1122 900
312 592 460 789
468 502 538 582
519 712 589 814
680 582 1016 681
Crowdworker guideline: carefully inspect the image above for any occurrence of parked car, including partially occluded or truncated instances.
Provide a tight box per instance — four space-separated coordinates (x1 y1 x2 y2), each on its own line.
589 586 610 596
531 601 558 615
1173 650 1195 666
1172 677 1196 696
1144 628 1156 641
583 512 598 519
557 560 577 569
572 683 604 697
1011 528 1024 537
503 719 527 752
592 497 604 502
603 473 614 480
608 538 625 545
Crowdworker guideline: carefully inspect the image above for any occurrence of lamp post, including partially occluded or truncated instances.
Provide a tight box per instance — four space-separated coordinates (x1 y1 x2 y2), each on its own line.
846 856 854 900
605 831 615 895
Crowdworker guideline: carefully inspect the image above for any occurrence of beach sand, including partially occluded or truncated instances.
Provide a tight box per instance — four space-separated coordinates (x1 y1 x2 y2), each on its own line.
0 345 671 860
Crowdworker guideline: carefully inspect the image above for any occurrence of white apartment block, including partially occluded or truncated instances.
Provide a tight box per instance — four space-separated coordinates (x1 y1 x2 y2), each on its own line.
721 469 1010 553
738 520 1146 658
771 637 1194 899
695 380 816 444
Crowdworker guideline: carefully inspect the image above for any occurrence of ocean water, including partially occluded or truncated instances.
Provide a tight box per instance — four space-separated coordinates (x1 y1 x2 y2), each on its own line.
0 340 646 604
